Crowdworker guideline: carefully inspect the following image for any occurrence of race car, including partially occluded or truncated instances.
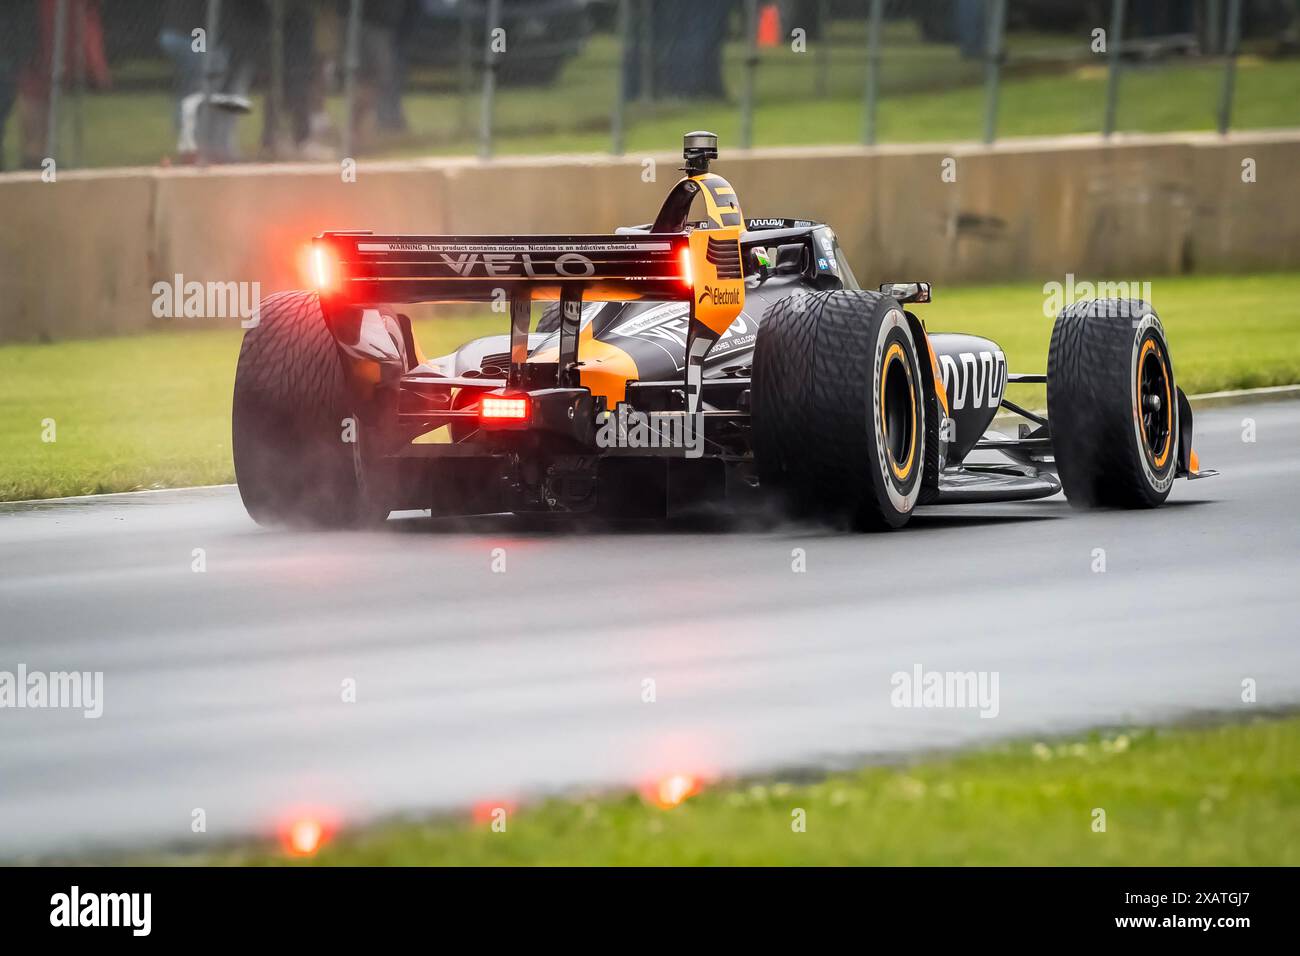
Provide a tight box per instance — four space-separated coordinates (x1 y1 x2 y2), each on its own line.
232 130 1215 530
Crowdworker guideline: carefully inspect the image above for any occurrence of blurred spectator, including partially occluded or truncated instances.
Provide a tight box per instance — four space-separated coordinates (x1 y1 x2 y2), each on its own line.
158 2 205 118
351 0 411 145
283 1 322 149
0 1 39 170
955 0 987 60
160 0 263 163
624 0 729 99
287 1 343 159
1133 0 1196 42
14 0 110 169
261 0 329 157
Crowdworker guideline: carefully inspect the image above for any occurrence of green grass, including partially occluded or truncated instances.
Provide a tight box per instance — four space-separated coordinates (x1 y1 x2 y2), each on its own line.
2 271 1297 502
926 271 1300 411
0 331 240 500
193 714 1300 865
413 55 1300 159
0 317 484 501
5 22 1298 169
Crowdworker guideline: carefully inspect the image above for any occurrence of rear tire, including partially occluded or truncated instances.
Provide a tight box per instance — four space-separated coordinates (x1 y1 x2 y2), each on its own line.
1047 299 1179 508
232 291 398 528
752 290 925 530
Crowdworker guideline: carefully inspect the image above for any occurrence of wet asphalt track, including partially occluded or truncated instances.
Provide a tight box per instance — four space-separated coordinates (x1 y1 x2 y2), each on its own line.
0 400 1297 858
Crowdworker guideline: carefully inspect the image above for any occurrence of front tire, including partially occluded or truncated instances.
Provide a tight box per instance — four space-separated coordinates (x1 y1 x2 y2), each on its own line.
1047 299 1179 508
232 291 398 528
752 290 925 530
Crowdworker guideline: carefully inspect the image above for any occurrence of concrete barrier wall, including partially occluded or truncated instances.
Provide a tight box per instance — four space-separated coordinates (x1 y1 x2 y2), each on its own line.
1 130 1297 342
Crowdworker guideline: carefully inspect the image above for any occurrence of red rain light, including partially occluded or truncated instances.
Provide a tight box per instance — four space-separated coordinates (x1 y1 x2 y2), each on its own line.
310 245 334 291
654 773 701 809
479 396 529 420
280 815 332 857
680 246 693 287
472 799 518 825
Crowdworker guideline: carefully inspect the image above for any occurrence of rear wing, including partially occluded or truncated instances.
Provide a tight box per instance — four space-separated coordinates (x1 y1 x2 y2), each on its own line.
311 231 695 305
312 227 745 412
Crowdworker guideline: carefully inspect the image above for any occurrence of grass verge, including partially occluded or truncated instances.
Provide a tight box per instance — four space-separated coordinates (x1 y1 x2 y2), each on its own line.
195 714 1300 866
1 271 1297 502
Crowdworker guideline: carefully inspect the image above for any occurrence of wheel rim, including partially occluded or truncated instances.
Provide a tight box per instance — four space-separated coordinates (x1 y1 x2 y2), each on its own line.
880 342 917 482
1137 337 1173 470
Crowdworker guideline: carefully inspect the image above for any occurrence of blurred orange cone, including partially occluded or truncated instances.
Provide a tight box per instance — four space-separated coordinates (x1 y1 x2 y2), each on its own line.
757 3 780 47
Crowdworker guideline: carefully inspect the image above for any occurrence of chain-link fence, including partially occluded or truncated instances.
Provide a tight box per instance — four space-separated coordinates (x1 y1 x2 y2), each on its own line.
1 0 1296 171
